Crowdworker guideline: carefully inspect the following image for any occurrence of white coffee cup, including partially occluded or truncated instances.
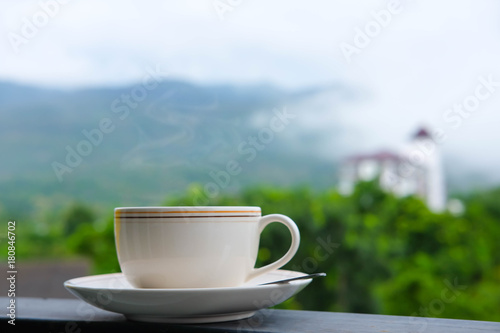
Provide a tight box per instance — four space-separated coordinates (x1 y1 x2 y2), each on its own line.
114 206 300 289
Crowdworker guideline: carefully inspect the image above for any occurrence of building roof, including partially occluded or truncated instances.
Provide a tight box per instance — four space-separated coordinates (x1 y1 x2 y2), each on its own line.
342 127 431 165
413 127 431 139
346 150 402 163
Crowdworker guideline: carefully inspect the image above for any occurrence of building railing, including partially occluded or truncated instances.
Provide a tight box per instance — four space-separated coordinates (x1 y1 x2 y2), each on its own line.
2 297 500 333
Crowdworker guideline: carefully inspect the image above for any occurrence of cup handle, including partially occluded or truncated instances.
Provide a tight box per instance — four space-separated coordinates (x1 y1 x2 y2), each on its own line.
246 214 300 282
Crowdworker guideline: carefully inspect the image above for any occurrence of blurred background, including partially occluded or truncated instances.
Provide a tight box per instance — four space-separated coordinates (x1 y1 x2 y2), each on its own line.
0 0 499 321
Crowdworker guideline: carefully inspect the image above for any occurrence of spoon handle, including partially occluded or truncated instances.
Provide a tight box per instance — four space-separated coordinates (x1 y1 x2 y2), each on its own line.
259 272 326 286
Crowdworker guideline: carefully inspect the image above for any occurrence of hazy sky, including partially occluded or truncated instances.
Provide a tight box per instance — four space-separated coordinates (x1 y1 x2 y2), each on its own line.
2 0 500 181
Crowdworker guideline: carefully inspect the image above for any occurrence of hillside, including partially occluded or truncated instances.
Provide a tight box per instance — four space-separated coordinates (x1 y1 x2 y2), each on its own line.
0 80 342 217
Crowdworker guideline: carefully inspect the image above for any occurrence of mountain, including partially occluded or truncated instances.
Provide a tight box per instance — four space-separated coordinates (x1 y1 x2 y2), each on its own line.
0 80 344 217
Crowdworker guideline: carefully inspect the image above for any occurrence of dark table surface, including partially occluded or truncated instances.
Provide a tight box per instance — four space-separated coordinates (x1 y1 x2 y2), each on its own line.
2 297 500 332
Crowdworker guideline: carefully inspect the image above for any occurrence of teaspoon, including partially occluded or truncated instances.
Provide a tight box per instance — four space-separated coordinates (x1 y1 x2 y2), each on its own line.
259 272 326 286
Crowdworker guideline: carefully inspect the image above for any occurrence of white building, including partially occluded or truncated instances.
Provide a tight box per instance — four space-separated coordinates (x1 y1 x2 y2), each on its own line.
339 127 446 212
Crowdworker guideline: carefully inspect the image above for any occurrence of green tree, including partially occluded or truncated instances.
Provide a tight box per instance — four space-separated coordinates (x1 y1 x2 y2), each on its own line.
62 203 95 236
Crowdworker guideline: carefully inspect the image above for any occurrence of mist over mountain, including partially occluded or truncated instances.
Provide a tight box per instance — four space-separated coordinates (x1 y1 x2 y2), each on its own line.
0 79 494 218
0 80 347 215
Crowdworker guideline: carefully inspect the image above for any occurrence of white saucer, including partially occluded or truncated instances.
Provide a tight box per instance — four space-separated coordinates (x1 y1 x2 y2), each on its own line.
64 269 312 324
